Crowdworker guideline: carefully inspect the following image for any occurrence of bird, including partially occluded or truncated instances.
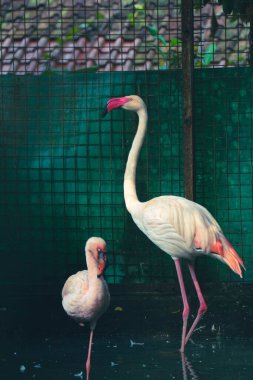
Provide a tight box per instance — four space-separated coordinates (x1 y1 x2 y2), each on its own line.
62 237 110 380
103 95 245 352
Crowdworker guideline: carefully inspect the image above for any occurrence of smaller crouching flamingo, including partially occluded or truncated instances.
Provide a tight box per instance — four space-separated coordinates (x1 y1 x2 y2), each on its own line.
62 237 110 380
103 95 245 352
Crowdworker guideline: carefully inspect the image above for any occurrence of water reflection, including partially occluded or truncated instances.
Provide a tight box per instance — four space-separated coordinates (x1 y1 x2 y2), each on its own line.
181 352 199 380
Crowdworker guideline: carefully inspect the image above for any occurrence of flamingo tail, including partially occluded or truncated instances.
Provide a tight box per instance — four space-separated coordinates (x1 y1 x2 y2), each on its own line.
212 237 245 278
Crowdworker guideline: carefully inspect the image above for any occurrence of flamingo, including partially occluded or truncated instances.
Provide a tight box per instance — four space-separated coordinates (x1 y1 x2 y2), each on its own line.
62 237 110 380
103 95 245 352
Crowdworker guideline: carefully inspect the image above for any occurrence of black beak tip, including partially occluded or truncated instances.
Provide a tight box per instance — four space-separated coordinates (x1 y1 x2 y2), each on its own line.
102 107 108 118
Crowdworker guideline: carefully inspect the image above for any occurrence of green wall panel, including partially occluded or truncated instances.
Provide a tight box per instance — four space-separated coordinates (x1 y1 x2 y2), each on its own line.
0 69 252 294
195 68 253 283
0 72 183 292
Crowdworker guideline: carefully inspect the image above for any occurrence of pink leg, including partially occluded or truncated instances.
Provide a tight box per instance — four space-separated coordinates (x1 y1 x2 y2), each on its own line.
185 262 207 344
174 259 190 352
86 329 94 380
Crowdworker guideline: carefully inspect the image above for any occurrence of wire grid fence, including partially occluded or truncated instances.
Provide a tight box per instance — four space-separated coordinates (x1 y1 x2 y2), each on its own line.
1 0 252 73
0 1 253 293
195 68 253 282
0 72 183 292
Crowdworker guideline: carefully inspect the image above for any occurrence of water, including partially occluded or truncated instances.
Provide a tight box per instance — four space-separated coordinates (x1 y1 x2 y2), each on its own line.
1 292 253 379
1 334 253 380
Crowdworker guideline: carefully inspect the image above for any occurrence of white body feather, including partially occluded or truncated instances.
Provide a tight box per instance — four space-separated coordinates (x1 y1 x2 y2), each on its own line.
62 270 110 328
129 195 223 261
62 237 110 329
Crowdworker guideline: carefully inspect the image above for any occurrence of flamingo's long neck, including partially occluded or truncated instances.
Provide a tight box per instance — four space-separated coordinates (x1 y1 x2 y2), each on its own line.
124 107 148 214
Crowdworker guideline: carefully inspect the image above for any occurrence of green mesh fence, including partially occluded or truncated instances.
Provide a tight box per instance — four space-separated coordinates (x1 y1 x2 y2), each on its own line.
195 68 253 283
0 70 252 295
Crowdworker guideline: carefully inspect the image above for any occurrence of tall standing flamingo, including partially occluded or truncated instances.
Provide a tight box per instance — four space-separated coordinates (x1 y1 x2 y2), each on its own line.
62 237 110 380
103 95 245 352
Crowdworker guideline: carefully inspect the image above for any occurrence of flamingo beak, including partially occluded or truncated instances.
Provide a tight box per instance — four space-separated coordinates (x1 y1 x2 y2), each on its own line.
102 97 130 117
97 249 108 278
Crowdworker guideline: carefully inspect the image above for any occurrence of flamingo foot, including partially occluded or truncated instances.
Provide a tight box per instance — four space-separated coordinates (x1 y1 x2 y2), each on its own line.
180 307 190 352
185 301 207 344
86 360 91 380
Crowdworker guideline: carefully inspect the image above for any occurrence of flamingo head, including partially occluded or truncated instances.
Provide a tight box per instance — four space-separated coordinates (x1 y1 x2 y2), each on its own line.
102 95 145 116
85 237 108 278
97 247 108 278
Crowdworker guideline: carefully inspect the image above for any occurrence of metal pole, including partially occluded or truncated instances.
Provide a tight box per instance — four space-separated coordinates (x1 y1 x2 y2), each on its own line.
249 17 253 66
182 0 195 201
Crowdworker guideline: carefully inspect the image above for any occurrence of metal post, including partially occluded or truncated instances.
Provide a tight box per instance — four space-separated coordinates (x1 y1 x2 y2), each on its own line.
249 17 253 66
182 0 195 201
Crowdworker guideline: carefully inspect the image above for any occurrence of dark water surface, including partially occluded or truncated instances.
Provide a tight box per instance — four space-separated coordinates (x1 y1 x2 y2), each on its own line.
1 289 253 380
2 334 253 380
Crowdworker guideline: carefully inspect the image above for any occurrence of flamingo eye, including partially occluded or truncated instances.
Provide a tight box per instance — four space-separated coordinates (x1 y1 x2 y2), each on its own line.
98 249 104 258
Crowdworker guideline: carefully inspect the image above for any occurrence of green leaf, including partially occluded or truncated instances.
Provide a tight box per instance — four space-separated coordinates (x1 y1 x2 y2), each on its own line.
55 37 63 46
127 13 135 25
202 42 217 65
41 53 51 60
96 11 105 20
147 25 166 46
157 34 167 46
169 37 182 47
147 25 158 37
67 25 81 37
134 4 144 10
86 18 96 26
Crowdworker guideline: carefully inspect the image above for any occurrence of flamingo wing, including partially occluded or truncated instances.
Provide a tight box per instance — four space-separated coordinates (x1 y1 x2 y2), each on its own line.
141 196 222 257
179 200 245 277
133 195 244 276
62 270 89 298
136 197 195 259
189 202 245 276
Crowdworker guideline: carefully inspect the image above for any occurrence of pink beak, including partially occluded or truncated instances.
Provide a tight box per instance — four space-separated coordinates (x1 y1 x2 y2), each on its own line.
97 249 108 278
102 97 130 117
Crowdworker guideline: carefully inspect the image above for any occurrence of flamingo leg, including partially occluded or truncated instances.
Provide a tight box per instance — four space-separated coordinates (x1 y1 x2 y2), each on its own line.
185 262 207 344
174 259 190 352
86 329 94 380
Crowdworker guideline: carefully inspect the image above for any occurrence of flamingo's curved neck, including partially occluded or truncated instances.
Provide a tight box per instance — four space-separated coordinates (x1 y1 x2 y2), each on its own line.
86 252 101 284
124 107 147 214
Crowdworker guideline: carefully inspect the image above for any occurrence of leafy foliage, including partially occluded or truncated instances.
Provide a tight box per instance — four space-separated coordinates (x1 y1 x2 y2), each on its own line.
198 42 217 66
146 24 216 68
195 0 253 22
